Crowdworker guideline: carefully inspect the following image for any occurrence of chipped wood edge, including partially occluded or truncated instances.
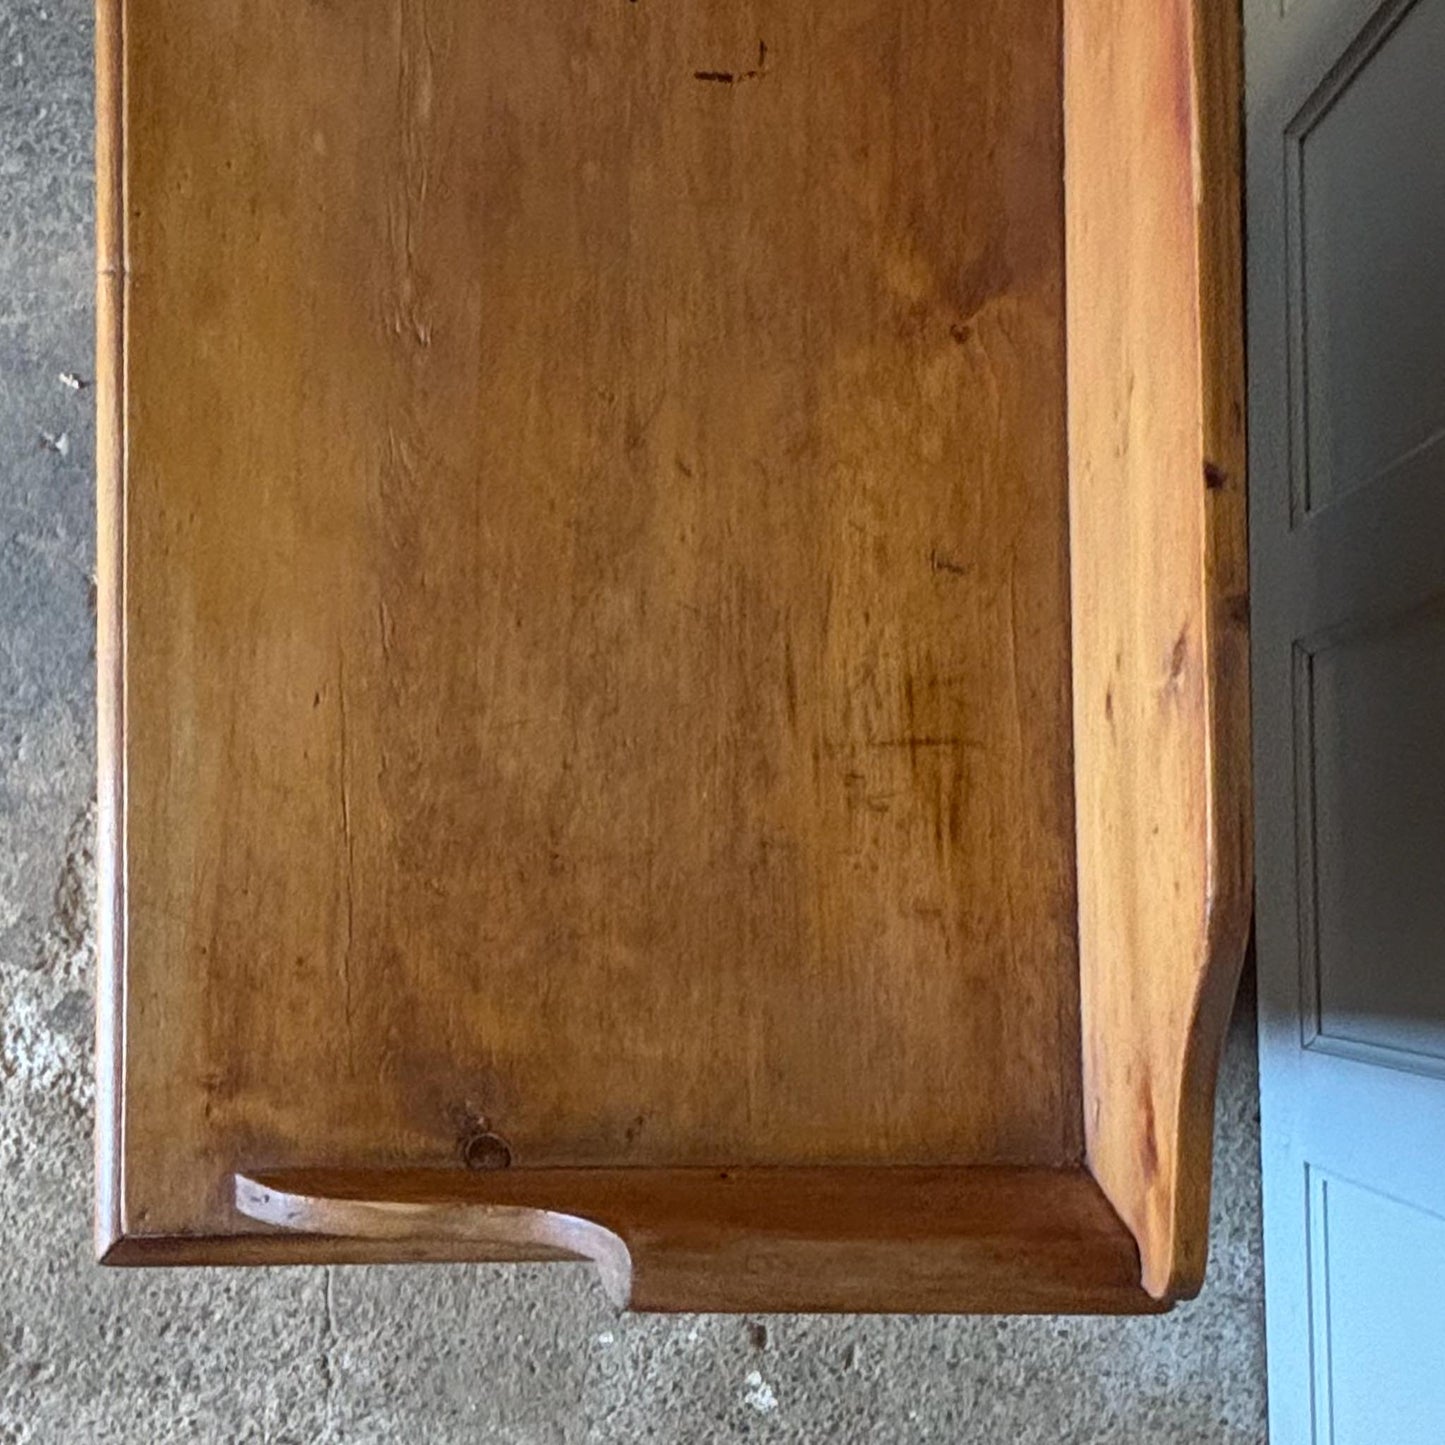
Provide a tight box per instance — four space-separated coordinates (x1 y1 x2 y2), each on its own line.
94 0 128 1260
234 1174 635 1306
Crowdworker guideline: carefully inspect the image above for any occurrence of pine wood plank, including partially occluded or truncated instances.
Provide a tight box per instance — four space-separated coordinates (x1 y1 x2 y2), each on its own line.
1064 0 1251 1299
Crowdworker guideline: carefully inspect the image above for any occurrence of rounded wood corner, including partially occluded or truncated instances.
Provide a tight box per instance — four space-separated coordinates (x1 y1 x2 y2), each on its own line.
1158 891 1254 1302
232 1172 635 1308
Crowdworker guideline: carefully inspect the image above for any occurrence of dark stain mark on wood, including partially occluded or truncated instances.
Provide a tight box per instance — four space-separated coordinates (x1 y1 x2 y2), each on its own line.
694 40 768 85
952 229 1013 330
1138 1085 1159 1181
947 770 965 846
1168 628 1188 685
930 548 971 578
1203 460 1227 491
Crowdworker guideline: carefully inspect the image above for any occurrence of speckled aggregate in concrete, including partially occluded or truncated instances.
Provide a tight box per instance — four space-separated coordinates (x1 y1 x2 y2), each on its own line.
0 3 1268 1439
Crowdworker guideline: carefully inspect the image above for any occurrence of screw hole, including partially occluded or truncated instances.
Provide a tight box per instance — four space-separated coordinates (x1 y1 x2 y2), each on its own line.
462 1131 512 1172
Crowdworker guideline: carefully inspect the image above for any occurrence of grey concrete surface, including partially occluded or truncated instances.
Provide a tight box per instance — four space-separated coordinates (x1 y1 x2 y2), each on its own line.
0 2 1268 1439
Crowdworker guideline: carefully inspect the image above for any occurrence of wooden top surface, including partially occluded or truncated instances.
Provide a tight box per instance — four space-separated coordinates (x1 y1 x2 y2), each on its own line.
99 0 1082 1243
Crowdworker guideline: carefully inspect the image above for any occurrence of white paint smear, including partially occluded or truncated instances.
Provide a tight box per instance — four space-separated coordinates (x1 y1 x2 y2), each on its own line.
743 1370 778 1415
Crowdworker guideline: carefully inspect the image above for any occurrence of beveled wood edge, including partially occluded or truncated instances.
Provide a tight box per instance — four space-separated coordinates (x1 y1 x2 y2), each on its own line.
93 0 128 1264
96 1230 587 1269
1164 0 1253 1302
101 1225 1166 1317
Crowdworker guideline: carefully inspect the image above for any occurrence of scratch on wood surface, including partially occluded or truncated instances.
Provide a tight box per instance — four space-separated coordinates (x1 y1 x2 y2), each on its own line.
337 653 356 1065
783 635 798 727
868 736 981 750
389 0 437 346
385 424 410 478
377 598 395 672
1006 558 1023 744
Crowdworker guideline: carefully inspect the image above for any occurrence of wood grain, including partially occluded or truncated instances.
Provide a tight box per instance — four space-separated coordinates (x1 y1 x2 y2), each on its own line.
96 0 1249 1311
1063 0 1251 1300
219 1166 1161 1315
100 0 1080 1252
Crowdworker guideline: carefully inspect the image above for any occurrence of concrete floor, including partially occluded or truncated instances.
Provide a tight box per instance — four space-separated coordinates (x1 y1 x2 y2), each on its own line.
0 2 1268 1439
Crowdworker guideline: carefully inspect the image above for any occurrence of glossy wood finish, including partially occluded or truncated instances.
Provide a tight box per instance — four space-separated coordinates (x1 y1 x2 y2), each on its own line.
1064 0 1251 1299
97 0 1247 1312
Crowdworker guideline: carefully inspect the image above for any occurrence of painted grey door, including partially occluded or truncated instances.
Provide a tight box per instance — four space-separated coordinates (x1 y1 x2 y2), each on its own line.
1248 0 1445 1439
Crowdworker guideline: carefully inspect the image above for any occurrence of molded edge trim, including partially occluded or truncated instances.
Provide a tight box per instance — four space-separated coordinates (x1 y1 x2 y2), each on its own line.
205 1166 1170 1315
94 0 129 1264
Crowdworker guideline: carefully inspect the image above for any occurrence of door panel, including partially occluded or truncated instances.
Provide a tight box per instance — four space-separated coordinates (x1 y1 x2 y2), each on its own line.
1307 1171 1445 1445
1249 0 1445 1440
1289 0 1445 511
1300 603 1445 1071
